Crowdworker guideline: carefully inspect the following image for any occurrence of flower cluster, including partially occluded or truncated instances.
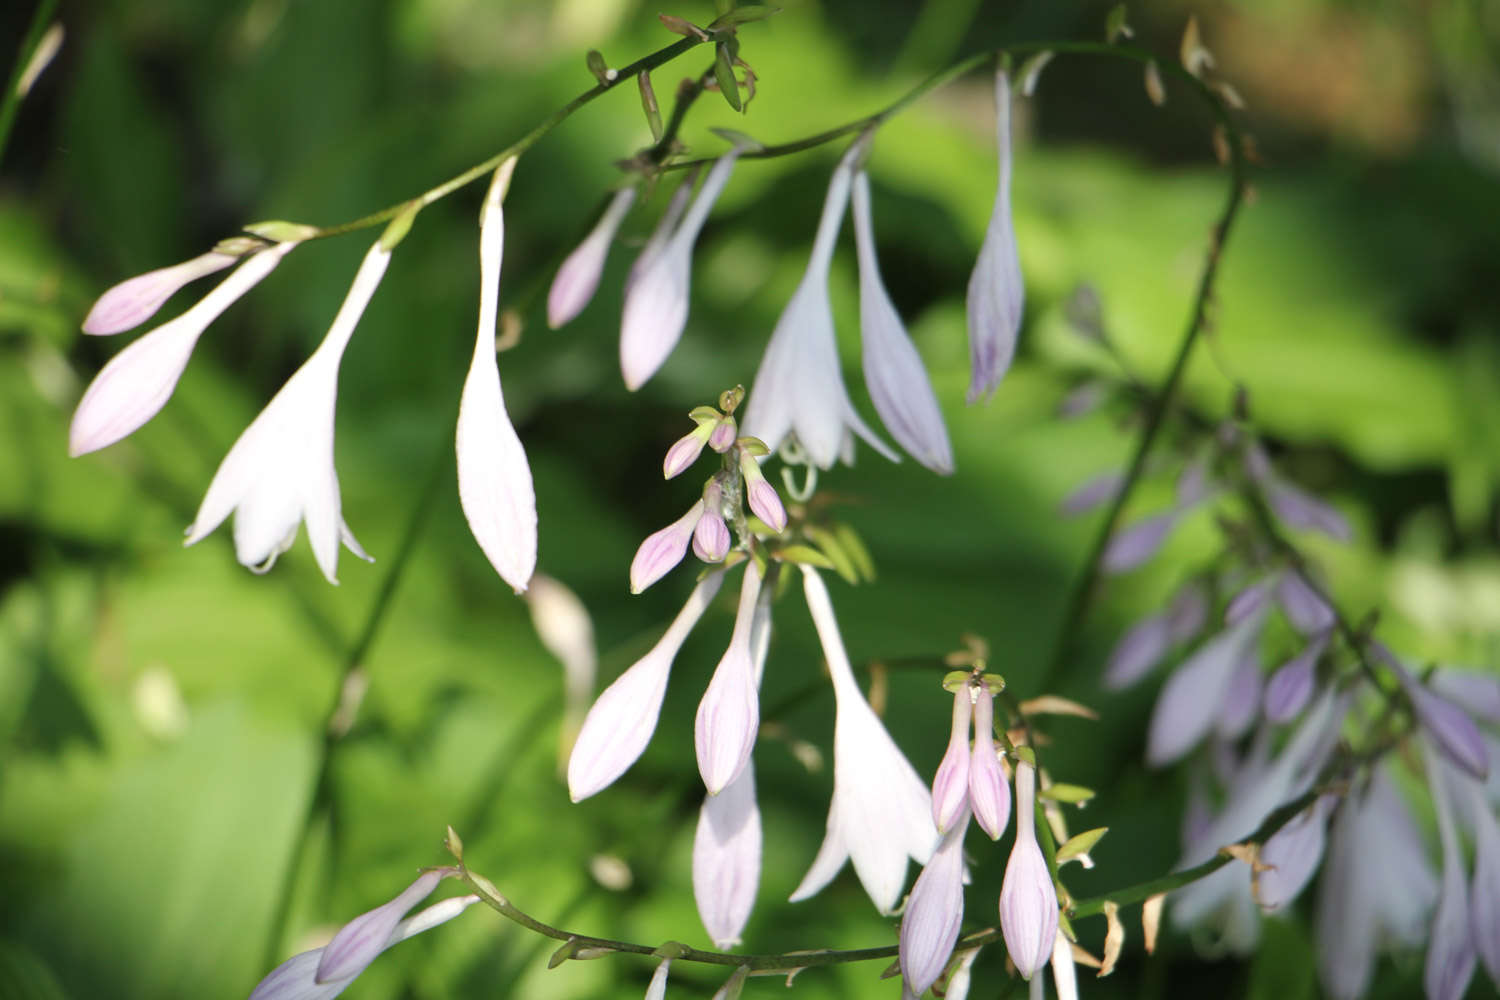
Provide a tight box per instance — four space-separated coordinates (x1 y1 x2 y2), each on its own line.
72 163 538 591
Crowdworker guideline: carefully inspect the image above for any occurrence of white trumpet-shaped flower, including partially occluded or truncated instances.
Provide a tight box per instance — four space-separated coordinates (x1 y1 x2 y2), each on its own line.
790 567 938 913
741 146 897 469
852 170 953 474
456 159 538 593
184 241 385 583
70 242 298 456
83 249 238 335
548 187 636 328
965 67 1024 403
620 147 745 390
568 571 725 801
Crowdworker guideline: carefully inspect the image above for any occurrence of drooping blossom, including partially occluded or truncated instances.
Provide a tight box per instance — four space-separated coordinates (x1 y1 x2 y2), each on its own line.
790 567 937 913
620 146 746 390
851 168 953 474
629 500 707 594
456 158 537 593
183 240 386 583
1451 761 1500 985
1145 604 1268 766
1316 768 1438 1000
693 570 773 948
568 571 725 801
548 186 636 328
930 687 973 834
1258 793 1336 910
644 959 672 1000
693 481 731 562
1243 442 1352 542
741 143 897 469
1424 744 1478 1000
965 66 1024 403
1376 643 1490 780
83 249 238 335
898 821 967 998
999 759 1058 979
1102 578 1209 690
738 448 787 532
248 874 476 1000
70 242 298 456
694 562 765 794
1263 628 1329 723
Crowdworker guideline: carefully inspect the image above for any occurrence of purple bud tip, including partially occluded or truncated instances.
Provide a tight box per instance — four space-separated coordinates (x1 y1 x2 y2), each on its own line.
709 416 738 453
663 427 711 479
630 501 703 593
693 510 731 563
747 479 787 534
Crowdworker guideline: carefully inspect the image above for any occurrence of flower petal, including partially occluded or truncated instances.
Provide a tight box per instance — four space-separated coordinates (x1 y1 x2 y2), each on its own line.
695 563 764 794
965 67 1024 403
693 759 762 949
548 187 636 328
84 250 238 335
899 822 967 997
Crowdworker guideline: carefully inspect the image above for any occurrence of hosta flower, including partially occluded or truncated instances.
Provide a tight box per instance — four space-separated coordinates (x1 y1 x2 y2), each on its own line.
457 158 537 593
851 169 953 474
695 562 765 794
568 572 725 801
741 143 896 469
1145 604 1267 767
965 66 1024 403
248 873 476 1000
999 759 1058 979
1377 643 1490 780
898 821 966 997
548 186 636 328
184 240 386 583
790 567 937 913
1424 745 1478 1000
83 249 237 335
693 758 762 949
630 500 707 594
620 146 745 390
70 242 298 456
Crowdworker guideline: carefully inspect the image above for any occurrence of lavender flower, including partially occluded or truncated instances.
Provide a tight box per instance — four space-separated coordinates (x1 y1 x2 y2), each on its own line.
456 158 537 593
898 821 967 997
1146 606 1267 767
968 687 1011 841
930 686 973 834
1424 745 1478 1000
620 146 745 390
70 242 298 456
851 169 953 474
1378 644 1490 780
695 562 764 794
629 500 706 594
999 760 1058 979
1102 579 1208 690
548 186 636 328
693 758 762 948
738 449 787 532
183 241 386 583
965 66 1024 402
83 249 237 335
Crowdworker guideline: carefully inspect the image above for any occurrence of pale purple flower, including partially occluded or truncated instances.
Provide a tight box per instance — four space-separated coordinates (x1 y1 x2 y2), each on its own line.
1316 769 1437 1000
695 562 764 794
1454 771 1500 984
1146 608 1266 767
1102 579 1209 690
1224 579 1273 625
1431 668 1500 725
1059 470 1122 517
548 186 636 328
930 687 972 834
620 148 744 390
1101 510 1178 574
1244 444 1352 542
968 687 1011 840
999 760 1058 979
1176 456 1212 506
898 821 967 997
692 503 731 563
1276 570 1334 635
740 146 897 469
965 67 1024 403
738 449 787 533
708 416 737 453
1425 745 1478 1000
852 169 953 474
317 871 446 982
249 892 478 1000
70 242 297 456
1263 628 1330 723
1258 794 1335 911
1379 644 1490 780
693 757 762 949
791 567 938 912
630 500 706 594
457 159 537 593
84 250 238 335
568 572 725 800
183 241 385 583
1214 645 1263 740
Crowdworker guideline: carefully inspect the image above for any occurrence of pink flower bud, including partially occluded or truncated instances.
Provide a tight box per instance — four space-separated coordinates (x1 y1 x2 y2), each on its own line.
968 687 1011 840
965 68 1024 403
693 760 762 949
83 250 237 335
899 822 967 997
998 761 1058 979
663 423 712 479
739 453 787 533
694 563 764 794
693 507 731 563
931 688 972 833
629 500 704 594
708 415 738 453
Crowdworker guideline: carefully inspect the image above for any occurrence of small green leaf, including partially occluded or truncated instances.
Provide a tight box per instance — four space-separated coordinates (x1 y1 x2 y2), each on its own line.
775 544 835 569
585 50 610 84
1105 3 1132 43
1056 826 1109 862
804 525 858 584
1043 783 1096 805
637 71 663 142
713 43 742 112
834 522 876 582
709 5 780 30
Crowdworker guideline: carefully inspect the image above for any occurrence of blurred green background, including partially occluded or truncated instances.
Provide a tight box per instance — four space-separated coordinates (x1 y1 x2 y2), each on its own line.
2 0 1498 998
